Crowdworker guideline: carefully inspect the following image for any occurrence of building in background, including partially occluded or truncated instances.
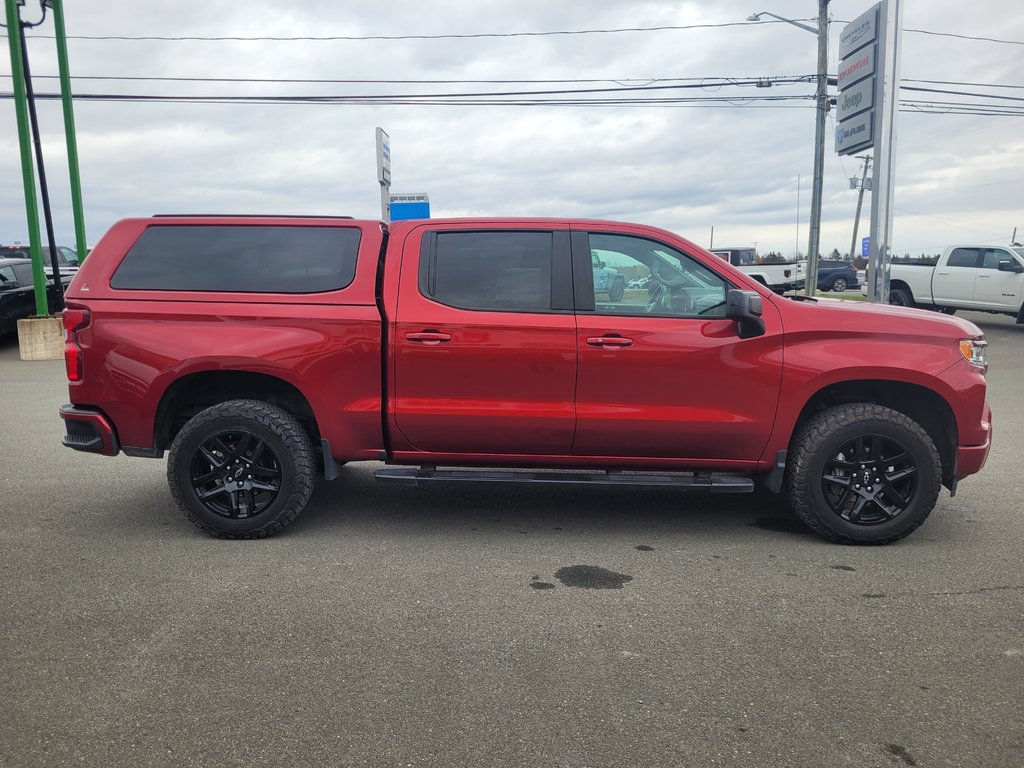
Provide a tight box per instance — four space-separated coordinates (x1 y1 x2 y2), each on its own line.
389 193 430 222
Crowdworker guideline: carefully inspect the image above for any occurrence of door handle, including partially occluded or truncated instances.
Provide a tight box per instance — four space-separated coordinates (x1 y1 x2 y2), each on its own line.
586 336 633 348
976 274 991 278
406 330 452 344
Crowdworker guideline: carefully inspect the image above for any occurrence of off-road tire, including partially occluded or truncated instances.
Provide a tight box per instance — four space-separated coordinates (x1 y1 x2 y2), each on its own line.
784 404 941 545
609 278 625 302
167 399 315 539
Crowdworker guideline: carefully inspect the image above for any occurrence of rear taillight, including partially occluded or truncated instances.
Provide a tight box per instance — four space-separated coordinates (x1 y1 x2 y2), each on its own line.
63 307 90 382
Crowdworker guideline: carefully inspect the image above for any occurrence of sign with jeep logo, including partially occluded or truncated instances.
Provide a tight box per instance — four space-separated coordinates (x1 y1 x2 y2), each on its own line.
837 79 874 121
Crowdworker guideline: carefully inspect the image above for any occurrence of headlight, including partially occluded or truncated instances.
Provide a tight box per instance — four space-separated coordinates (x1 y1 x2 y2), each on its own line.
959 338 988 371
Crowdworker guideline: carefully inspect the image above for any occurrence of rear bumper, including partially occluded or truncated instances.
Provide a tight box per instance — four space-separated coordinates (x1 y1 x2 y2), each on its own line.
59 404 120 456
955 401 992 479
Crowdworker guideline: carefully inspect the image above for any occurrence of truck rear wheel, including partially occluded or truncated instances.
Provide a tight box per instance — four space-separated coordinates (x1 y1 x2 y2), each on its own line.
784 404 941 545
888 288 914 307
167 399 315 538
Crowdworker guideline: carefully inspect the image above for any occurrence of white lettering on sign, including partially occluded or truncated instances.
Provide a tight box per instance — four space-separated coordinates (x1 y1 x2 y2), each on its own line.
838 4 879 60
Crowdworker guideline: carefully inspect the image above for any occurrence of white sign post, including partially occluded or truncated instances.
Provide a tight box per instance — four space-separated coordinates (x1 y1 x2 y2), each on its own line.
375 127 391 223
835 1 903 303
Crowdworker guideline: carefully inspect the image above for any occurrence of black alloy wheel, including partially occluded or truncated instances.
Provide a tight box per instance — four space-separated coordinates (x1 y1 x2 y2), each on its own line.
783 403 941 544
888 288 913 307
820 434 917 525
189 430 282 519
167 399 315 538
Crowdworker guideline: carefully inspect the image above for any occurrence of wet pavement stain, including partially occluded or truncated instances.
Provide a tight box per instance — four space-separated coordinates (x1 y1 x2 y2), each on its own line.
635 545 655 552
555 565 633 589
748 517 813 535
831 564 857 572
884 744 917 766
529 575 555 590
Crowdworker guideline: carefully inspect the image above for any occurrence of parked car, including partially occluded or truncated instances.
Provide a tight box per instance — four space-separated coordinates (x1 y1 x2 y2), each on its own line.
0 257 73 336
711 247 805 293
868 245 1024 320
816 260 860 292
1 244 80 275
591 250 627 301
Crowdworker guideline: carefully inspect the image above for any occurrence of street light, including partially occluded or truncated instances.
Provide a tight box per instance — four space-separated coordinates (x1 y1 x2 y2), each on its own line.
749 2 830 297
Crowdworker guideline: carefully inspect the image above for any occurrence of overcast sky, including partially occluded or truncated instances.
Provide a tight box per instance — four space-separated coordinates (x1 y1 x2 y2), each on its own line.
2 0 1022 257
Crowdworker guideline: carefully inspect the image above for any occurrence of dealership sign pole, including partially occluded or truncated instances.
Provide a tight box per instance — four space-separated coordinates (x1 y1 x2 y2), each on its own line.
835 0 903 303
375 127 391 224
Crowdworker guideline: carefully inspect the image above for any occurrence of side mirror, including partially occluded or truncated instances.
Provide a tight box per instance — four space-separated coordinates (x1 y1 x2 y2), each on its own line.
997 259 1024 273
726 289 765 339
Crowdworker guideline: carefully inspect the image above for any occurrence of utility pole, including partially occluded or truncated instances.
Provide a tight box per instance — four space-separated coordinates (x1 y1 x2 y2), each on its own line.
19 12 65 308
4 0 47 317
51 0 88 264
849 155 871 262
805 0 830 297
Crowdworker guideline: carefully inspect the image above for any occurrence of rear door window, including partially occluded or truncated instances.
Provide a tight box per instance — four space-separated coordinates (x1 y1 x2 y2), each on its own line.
946 248 981 268
110 225 360 293
420 231 554 312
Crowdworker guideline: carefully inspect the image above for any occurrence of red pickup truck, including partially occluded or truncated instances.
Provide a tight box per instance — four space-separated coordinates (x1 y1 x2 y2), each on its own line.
59 216 992 544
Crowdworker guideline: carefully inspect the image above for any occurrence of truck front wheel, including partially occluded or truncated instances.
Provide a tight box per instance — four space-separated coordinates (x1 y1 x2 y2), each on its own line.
167 399 316 538
784 404 941 544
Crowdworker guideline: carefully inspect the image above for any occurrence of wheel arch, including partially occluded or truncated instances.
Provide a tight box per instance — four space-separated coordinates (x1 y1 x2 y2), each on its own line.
154 369 320 454
889 279 914 299
788 379 958 489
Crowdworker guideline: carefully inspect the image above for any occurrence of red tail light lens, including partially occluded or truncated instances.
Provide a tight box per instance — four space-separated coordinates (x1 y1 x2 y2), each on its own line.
62 307 90 382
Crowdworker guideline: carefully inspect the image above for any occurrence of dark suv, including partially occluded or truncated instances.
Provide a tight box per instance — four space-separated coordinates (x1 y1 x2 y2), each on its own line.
0 244 80 275
816 260 859 292
0 258 73 336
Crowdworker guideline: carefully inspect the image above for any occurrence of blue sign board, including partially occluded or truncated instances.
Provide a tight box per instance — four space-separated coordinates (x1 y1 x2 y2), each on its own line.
390 201 431 221
389 193 430 222
861 236 870 257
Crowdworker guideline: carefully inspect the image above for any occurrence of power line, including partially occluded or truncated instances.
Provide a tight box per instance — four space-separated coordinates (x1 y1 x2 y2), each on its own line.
25 20 802 42
14 74 1022 95
6 91 1022 115
24 22 1023 46
903 27 1024 46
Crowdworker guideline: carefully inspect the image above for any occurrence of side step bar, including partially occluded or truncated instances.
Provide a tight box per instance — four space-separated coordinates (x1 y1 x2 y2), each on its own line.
374 468 754 493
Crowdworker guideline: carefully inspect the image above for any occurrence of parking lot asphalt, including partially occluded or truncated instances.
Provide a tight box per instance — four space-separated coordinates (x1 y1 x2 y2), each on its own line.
1 312 1021 768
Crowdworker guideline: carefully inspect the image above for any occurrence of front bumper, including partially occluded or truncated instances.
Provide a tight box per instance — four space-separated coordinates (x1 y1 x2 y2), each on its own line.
59 404 120 456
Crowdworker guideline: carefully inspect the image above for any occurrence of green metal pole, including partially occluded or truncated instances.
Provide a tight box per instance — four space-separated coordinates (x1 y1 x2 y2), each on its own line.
51 0 88 264
4 0 47 316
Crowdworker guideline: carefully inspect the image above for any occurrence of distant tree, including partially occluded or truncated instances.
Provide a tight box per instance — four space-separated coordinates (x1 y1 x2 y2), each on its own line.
829 248 841 259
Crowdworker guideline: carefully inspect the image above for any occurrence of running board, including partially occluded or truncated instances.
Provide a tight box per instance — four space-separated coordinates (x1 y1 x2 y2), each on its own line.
374 468 754 493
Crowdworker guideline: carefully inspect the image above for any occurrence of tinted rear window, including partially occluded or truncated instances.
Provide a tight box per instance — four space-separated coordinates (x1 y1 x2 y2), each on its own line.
111 225 360 293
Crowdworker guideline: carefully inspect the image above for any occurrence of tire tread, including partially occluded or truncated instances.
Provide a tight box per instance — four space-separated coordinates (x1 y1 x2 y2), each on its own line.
167 399 315 539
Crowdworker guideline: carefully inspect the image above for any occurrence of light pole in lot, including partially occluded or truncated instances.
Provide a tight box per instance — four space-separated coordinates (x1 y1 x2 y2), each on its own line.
749 2 830 297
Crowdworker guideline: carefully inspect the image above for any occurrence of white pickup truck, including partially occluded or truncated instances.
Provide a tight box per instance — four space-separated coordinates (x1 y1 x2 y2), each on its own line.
878 244 1024 320
710 247 805 293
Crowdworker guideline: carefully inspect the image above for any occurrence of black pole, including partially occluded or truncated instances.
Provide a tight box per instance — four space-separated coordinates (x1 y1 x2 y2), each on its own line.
18 18 64 310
